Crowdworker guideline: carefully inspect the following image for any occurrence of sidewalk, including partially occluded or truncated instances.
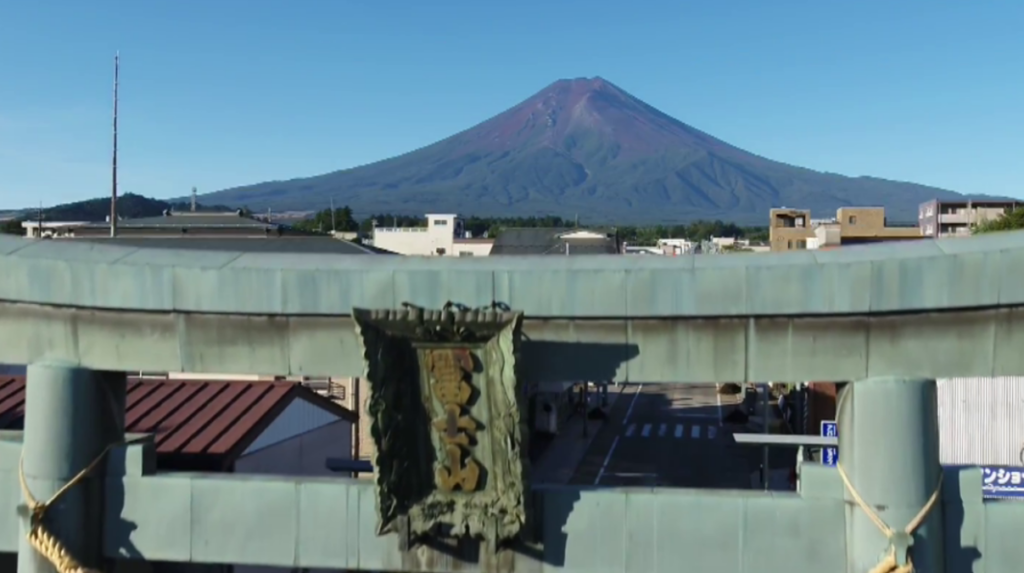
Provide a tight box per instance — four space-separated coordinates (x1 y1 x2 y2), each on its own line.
532 384 625 484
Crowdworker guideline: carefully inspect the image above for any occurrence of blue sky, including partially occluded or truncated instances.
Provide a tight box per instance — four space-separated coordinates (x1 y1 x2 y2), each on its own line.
1 0 1021 208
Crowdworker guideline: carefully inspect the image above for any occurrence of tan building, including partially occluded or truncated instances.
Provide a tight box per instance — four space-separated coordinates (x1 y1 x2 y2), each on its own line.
770 207 924 252
769 208 814 252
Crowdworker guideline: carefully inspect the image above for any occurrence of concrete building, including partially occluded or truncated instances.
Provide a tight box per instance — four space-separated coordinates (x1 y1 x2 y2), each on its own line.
21 221 88 238
768 208 813 252
770 206 923 252
918 199 1021 238
371 213 493 256
656 238 695 255
623 245 663 255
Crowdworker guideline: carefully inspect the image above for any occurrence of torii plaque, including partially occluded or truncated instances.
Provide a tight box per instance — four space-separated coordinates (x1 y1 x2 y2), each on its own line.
353 303 529 552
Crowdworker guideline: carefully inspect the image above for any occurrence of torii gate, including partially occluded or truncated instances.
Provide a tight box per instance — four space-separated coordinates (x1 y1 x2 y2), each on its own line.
1 231 1024 572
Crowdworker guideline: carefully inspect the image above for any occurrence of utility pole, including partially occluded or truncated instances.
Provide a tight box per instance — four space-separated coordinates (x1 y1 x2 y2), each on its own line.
330 197 336 233
191 187 197 212
110 52 120 238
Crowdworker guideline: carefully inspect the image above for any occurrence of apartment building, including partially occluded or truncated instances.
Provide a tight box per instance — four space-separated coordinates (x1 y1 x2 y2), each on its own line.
770 207 923 252
371 213 494 256
918 199 1021 238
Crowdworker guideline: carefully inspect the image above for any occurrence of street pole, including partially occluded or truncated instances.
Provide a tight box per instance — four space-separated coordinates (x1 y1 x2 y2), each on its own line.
582 384 589 438
762 383 770 491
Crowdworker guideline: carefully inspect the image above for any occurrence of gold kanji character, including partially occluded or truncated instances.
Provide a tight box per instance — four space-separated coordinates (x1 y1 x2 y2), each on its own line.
436 444 480 492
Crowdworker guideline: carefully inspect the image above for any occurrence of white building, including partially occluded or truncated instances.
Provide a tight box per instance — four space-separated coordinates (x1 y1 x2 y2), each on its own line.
21 221 87 238
371 213 493 257
657 238 695 255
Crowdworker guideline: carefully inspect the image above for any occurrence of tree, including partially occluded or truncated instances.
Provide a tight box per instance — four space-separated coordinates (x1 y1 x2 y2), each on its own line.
0 219 22 235
973 207 1024 234
291 206 360 234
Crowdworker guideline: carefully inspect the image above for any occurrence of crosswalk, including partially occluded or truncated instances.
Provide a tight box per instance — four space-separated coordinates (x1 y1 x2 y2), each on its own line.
623 422 721 440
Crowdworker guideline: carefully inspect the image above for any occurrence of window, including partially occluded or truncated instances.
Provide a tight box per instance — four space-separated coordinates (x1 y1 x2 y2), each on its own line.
432 219 448 226
787 240 793 249
459 251 474 257
796 240 807 249
848 216 857 225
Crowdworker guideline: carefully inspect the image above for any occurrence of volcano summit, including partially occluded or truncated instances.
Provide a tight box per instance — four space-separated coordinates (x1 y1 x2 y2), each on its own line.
198 77 974 224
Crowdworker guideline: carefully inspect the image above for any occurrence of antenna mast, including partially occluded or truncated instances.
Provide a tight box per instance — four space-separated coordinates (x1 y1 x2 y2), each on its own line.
110 52 120 238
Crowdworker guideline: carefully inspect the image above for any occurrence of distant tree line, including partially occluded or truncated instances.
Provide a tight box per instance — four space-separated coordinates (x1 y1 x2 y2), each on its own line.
617 221 768 245
1 193 239 226
973 207 1024 234
0 219 20 235
291 206 768 243
0 194 770 242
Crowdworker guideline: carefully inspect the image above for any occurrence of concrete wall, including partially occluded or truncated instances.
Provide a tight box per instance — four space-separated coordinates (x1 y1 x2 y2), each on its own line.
234 420 352 573
919 200 939 237
836 206 885 229
452 240 493 256
811 224 841 249
331 377 373 469
235 418 352 477
938 377 1024 466
0 364 24 376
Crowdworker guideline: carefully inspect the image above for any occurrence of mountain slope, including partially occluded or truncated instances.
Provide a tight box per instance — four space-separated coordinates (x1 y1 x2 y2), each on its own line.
195 77 985 224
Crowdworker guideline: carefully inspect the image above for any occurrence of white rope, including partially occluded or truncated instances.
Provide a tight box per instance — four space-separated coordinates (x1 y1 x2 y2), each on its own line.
835 385 943 573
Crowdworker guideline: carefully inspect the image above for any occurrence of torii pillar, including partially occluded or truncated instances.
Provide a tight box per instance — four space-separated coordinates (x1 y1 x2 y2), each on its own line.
838 377 945 573
18 363 126 573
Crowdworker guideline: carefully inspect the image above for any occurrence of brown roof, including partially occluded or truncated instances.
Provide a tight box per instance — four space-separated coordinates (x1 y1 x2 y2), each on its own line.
0 377 355 470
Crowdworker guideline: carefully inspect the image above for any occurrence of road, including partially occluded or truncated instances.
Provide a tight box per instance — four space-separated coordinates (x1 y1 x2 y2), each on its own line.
569 383 765 488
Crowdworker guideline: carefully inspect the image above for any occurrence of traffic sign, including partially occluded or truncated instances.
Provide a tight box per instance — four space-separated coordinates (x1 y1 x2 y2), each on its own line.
820 420 838 467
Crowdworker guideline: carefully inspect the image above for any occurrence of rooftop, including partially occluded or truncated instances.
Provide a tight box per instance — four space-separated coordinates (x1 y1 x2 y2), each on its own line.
79 211 277 229
490 227 619 255
77 236 384 255
0 376 356 468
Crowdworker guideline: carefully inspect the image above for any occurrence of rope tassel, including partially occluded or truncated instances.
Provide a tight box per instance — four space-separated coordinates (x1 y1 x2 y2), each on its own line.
837 461 943 573
18 444 119 573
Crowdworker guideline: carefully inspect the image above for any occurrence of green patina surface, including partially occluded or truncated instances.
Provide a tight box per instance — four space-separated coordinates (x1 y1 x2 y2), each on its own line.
5 232 1024 381
355 307 529 546
4 230 1024 572
0 444 1019 572
2 302 1023 382
2 231 1024 318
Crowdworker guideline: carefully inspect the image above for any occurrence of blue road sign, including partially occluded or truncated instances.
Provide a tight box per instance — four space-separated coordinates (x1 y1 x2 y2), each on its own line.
820 420 838 467
981 466 1024 499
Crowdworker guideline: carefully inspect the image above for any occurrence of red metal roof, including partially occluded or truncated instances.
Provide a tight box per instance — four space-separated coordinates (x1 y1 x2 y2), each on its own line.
0 376 352 460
